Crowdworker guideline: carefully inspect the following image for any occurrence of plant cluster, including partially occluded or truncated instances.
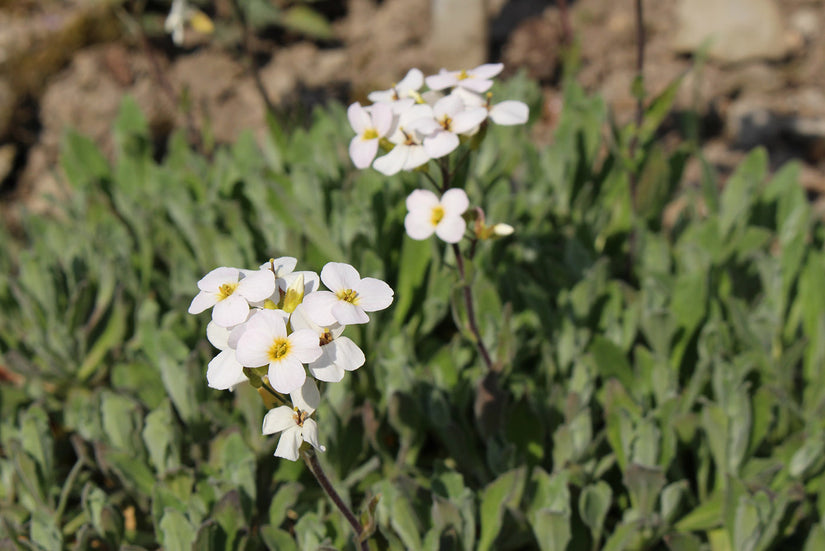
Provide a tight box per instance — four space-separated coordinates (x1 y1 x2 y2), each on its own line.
1 62 824 551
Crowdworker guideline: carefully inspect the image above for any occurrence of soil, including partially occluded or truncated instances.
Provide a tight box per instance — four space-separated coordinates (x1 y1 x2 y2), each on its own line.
2 0 825 225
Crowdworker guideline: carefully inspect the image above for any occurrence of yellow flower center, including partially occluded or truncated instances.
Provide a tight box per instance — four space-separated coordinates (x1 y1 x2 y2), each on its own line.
319 329 334 346
336 288 359 304
440 115 453 131
362 128 378 140
267 337 291 362
431 205 445 226
458 70 469 80
292 408 308 427
218 282 239 300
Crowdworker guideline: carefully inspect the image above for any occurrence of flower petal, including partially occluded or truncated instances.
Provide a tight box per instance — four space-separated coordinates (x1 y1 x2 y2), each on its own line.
469 63 504 79
406 189 439 211
425 70 458 90
238 269 276 302
459 78 494 93
490 101 529 125
321 262 361 292
353 278 394 312
262 406 296 434
349 137 379 169
212 294 249 327
206 321 230 349
302 291 339 327
330 336 366 371
189 291 218 314
347 102 371 134
373 145 408 176
331 301 369 325
397 68 424 93
435 215 467 243
402 145 431 170
433 94 464 119
290 377 320 413
371 101 394 136
301 419 325 452
424 131 458 159
441 188 470 216
308 350 346 382
198 267 239 292
268 357 306 394
206 350 247 390
405 210 436 240
451 107 488 134
288 329 323 363
274 426 303 461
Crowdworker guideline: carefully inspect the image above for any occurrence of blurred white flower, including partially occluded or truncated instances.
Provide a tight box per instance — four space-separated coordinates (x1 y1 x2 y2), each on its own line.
348 102 394 169
368 68 424 104
404 188 469 243
423 94 488 158
452 88 529 126
262 379 325 461
204 321 248 391
373 104 436 175
425 63 504 93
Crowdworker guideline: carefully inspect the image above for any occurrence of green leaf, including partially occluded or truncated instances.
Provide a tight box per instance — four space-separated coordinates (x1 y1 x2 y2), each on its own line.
159 509 197 551
479 467 527 551
579 481 612 544
280 5 335 39
719 148 767 236
30 510 62 551
393 237 432 326
142 400 182 475
589 336 634 390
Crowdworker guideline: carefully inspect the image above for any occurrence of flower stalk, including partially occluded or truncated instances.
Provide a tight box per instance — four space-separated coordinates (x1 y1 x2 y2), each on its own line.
302 449 369 551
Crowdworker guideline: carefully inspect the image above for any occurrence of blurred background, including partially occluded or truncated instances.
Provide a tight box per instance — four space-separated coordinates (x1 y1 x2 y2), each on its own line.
2 0 825 224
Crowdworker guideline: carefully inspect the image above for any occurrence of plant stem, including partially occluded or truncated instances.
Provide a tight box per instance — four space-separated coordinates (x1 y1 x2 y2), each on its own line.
260 380 288 407
451 243 495 372
303 450 369 551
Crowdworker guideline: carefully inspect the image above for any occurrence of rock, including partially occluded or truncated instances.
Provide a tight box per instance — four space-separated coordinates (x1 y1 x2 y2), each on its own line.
501 10 562 82
672 0 790 63
430 0 487 69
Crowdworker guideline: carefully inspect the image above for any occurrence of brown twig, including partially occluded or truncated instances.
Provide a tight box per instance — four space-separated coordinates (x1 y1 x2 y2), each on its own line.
303 451 369 551
451 243 496 372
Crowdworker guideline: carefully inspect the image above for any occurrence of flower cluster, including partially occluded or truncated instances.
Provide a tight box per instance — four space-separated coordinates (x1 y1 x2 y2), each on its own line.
348 64 528 245
189 258 393 460
347 64 529 176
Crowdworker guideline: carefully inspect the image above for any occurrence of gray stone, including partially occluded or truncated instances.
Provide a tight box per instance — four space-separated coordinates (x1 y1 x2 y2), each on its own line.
672 0 790 63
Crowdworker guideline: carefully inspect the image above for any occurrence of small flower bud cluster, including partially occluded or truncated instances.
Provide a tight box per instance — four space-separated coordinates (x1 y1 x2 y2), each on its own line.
348 64 528 245
189 258 393 460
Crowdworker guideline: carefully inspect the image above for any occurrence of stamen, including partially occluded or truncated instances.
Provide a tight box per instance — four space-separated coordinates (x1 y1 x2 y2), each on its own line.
431 205 445 226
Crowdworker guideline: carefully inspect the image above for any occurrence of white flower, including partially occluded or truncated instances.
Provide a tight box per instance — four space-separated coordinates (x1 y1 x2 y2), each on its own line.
404 188 469 243
205 321 248 390
423 95 488 158
262 378 325 461
492 223 515 236
164 0 188 45
290 304 365 382
425 63 504 93
348 102 394 169
234 309 322 393
368 68 424 104
451 88 529 126
373 104 436 176
302 262 394 326
188 267 276 328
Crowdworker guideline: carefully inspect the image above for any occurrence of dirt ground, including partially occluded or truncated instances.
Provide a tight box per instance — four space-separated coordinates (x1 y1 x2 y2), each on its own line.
2 0 825 223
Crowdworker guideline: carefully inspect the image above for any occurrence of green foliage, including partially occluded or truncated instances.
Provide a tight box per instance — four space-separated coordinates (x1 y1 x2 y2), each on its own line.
1 72 824 550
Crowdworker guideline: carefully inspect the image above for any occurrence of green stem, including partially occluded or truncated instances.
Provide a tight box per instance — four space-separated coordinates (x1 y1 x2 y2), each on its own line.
303 450 369 551
260 380 288 407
